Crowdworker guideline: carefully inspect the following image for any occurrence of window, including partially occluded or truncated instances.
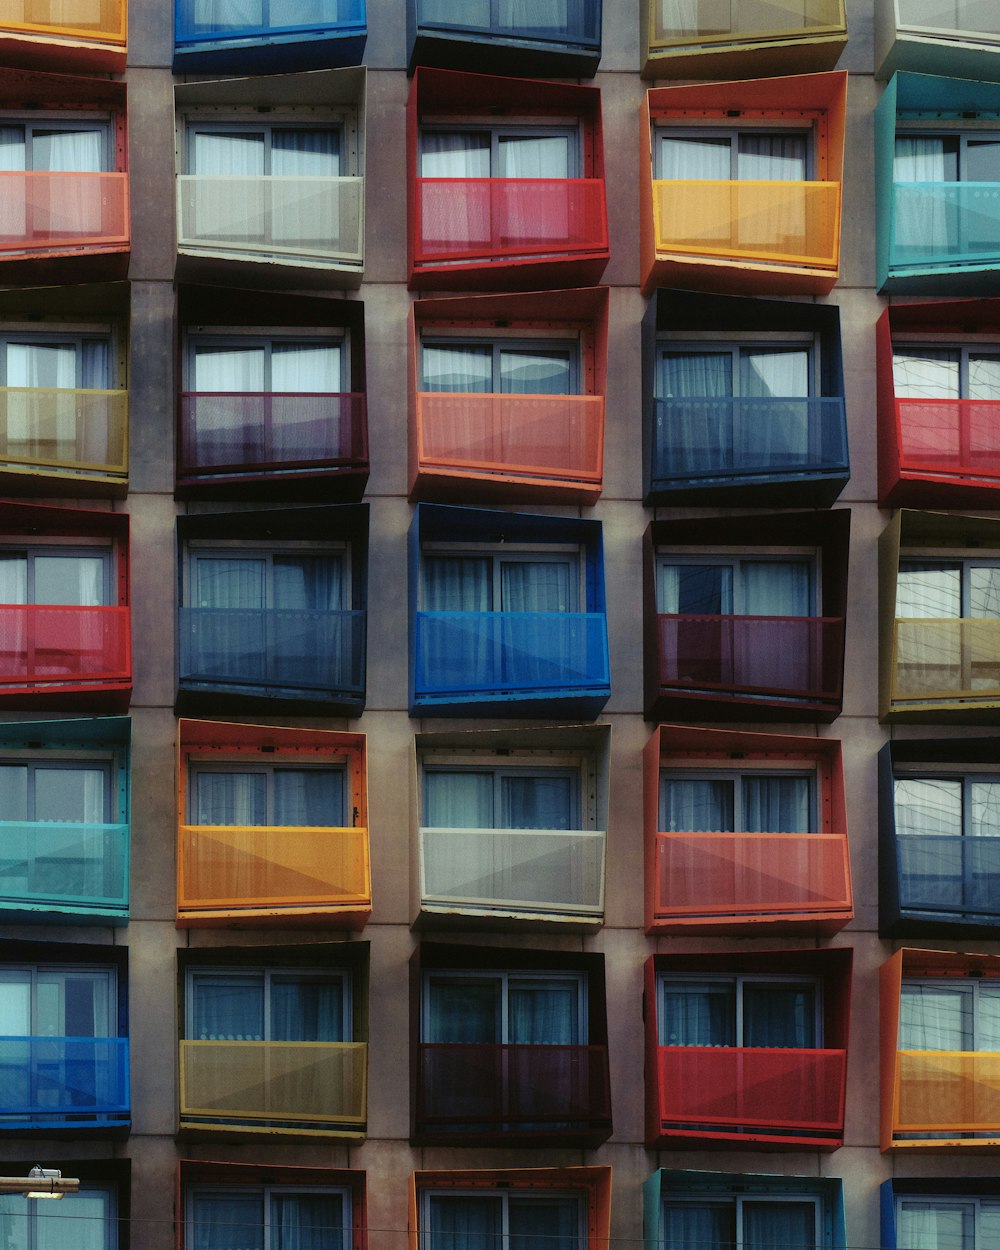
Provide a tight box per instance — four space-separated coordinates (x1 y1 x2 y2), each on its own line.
420 1189 584 1250
0 1185 116 1250
893 343 1000 401
895 773 1000 840
900 977 1000 1050
422 547 580 614
187 1184 350 1250
0 963 115 1037
187 967 350 1043
0 332 112 390
656 554 815 617
895 132 1000 187
421 337 577 395
420 125 579 180
657 975 821 1049
895 1196 1000 1250
659 769 814 834
186 332 346 394
187 122 342 178
662 1194 820 1250
655 128 811 181
424 969 585 1045
658 340 813 402
0 545 112 606
417 0 583 37
189 762 346 828
187 545 346 615
0 120 112 173
423 764 582 831
896 558 1000 620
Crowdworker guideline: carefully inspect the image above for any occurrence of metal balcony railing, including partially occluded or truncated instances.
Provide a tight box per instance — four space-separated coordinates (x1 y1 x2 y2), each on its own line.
0 605 130 688
0 172 128 253
0 387 127 476
652 0 844 44
0 1035 129 1128
1 0 125 41
897 832 1000 917
891 617 1000 703
0 820 128 914
890 183 1000 269
895 1050 1000 1135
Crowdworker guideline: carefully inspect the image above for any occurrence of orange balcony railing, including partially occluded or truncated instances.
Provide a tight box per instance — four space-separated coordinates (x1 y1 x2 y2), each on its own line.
1 0 125 40
896 398 1000 485
891 617 1000 704
651 831 851 921
0 605 130 687
415 392 604 484
894 1050 1000 1136
0 172 128 253
652 180 840 268
177 824 370 918
0 388 127 476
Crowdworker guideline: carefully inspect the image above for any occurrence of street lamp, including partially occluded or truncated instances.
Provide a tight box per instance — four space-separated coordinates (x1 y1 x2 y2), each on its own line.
0 1168 82 1200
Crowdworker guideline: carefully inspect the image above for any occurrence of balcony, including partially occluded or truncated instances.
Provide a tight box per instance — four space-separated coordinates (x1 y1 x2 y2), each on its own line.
889 617 1000 709
178 823 370 928
649 396 848 503
408 0 601 77
174 0 365 73
876 0 1000 81
414 1042 612 1147
0 604 130 696
651 833 852 931
643 0 847 78
890 182 1000 274
652 613 845 718
176 175 363 269
893 1050 1000 1142
179 1040 367 1138
0 821 128 923
0 387 127 496
412 610 610 715
0 1035 129 1131
414 392 604 503
897 833 1000 919
177 391 368 498
893 397 1000 496
653 1046 848 1147
652 180 841 270
0 0 126 72
0 171 129 258
419 826 605 923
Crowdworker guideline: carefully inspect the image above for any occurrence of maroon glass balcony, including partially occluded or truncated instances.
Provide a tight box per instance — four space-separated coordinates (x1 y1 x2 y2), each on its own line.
414 1042 612 1147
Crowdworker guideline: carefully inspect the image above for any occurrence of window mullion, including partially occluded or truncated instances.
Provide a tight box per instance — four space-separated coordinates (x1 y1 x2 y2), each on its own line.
501 1192 511 1250
263 970 273 1043
735 975 745 1046
500 972 509 1045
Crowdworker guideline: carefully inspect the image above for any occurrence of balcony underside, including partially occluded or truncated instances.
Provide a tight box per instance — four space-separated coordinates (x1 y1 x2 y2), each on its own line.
409 29 599 77
642 31 846 80
0 29 125 73
173 28 366 74
877 28 1000 83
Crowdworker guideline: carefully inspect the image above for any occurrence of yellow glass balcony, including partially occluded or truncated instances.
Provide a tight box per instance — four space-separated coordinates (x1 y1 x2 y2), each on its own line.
650 0 845 46
0 387 127 492
652 179 841 268
890 618 1000 709
3 0 125 41
179 1040 367 1138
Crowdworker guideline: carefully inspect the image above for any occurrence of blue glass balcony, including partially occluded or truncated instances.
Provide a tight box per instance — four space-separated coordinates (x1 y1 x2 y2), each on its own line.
649 396 849 504
0 1036 129 1131
173 0 366 73
407 0 600 77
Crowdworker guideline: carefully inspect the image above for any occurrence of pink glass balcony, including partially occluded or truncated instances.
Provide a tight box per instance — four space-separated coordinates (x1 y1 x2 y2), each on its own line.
0 172 128 255
0 605 130 689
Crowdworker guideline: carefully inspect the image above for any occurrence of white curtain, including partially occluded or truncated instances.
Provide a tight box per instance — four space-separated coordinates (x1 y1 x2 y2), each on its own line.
657 563 733 614
894 137 956 259
0 556 26 604
195 556 265 609
659 983 735 1046
33 554 104 606
35 767 106 823
423 556 491 611
741 348 810 465
33 129 103 173
422 344 492 393
743 776 811 832
742 560 810 616
743 1202 816 1250
897 1202 972 1250
424 770 494 827
508 977 579 1043
193 345 266 392
420 133 491 254
273 1192 346 1250
192 0 262 28
420 132 490 178
272 343 341 392
498 135 569 179
498 136 570 244
737 135 807 181
501 561 572 612
419 0 490 24
659 135 730 180
194 770 267 825
191 131 265 245
190 1190 265 1250
657 351 732 474
498 0 570 33
662 1204 731 1250
659 777 734 832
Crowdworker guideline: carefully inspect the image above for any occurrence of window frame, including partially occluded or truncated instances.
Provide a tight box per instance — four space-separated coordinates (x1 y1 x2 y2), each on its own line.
899 975 1000 1051
179 107 359 178
653 124 816 181
893 767 1000 840
893 128 1000 183
183 328 349 393
185 1182 353 1250
185 965 353 1043
419 333 581 394
655 333 818 399
662 1193 822 1250
0 328 117 390
421 760 585 830
0 115 114 172
187 758 350 828
894 1193 1000 1250
420 543 584 614
1 1182 118 1250
418 122 583 179
0 962 117 1036
658 764 818 834
183 539 351 612
892 338 1000 400
419 1186 587 1250
896 554 1000 619
0 541 115 607
422 968 588 1044
0 753 116 824
184 117 348 177
656 972 824 1048
654 551 820 616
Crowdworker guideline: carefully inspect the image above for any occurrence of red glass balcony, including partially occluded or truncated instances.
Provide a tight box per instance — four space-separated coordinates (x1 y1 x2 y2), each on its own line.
0 605 129 704
654 1045 847 1145
414 1042 612 1147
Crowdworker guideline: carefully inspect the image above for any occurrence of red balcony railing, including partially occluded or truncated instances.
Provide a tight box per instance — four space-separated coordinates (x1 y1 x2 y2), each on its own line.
413 178 608 266
656 614 844 702
651 832 852 921
896 398 1000 484
0 605 130 686
0 173 129 253
416 1042 612 1140
656 1046 847 1135
178 392 368 479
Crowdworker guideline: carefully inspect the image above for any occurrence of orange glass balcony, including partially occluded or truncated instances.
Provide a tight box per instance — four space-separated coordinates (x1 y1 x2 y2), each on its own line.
0 0 126 71
177 824 370 927
179 1039 367 1139
413 392 604 503
0 387 127 494
652 179 841 269
894 1051 1000 1140
0 172 129 256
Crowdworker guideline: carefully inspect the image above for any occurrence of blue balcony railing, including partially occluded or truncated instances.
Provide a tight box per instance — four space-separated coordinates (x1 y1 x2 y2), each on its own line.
413 610 609 699
651 396 848 489
0 1036 129 1130
175 0 365 43
890 182 1000 269
178 608 366 696
898 833 1000 920
0 821 128 919
414 0 599 45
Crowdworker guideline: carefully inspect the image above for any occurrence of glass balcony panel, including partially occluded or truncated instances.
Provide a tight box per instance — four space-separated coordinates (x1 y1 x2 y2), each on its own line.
178 607 366 694
417 393 604 483
896 0 1000 37
896 1050 1000 1132
655 614 844 701
178 824 370 910
176 0 364 39
414 178 608 266
891 184 1000 269
0 820 127 910
415 0 600 41
653 832 851 917
0 606 129 684
0 173 128 252
414 611 609 696
178 393 367 478
656 1045 846 1131
898 833 1000 915
179 1040 367 1125
177 176 363 264
891 618 1000 702
0 1036 129 1123
652 396 847 483
652 180 840 267
417 1042 611 1129
420 826 605 915
0 389 126 474
896 399 1000 483
653 0 844 44
2 0 125 39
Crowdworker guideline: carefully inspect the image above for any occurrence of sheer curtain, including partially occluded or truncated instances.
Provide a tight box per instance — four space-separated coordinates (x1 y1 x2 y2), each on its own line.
0 555 27 604
508 1197 579 1250
742 776 811 833
742 982 815 1047
498 0 571 34
501 561 572 612
0 127 26 243
418 0 490 26
897 1202 972 1250
894 136 957 259
34 554 105 606
657 563 733 615
498 136 571 244
272 343 341 392
194 771 267 825
501 774 573 829
192 0 263 30
742 561 810 616
273 768 345 826
740 348 810 466
737 135 807 181
420 133 491 252
661 1204 731 1250
737 135 808 251
34 129 106 241
274 1193 346 1250
656 0 702 38
659 984 735 1046
743 1203 816 1250
426 978 500 1043
424 556 491 611
657 351 732 475
659 777 734 832
270 975 344 1041
659 135 730 180
190 1190 265 1250
508 977 579 1043
426 1195 501 1250
424 771 494 827
271 130 342 249
6 342 85 457
191 130 265 245
191 973 265 1040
